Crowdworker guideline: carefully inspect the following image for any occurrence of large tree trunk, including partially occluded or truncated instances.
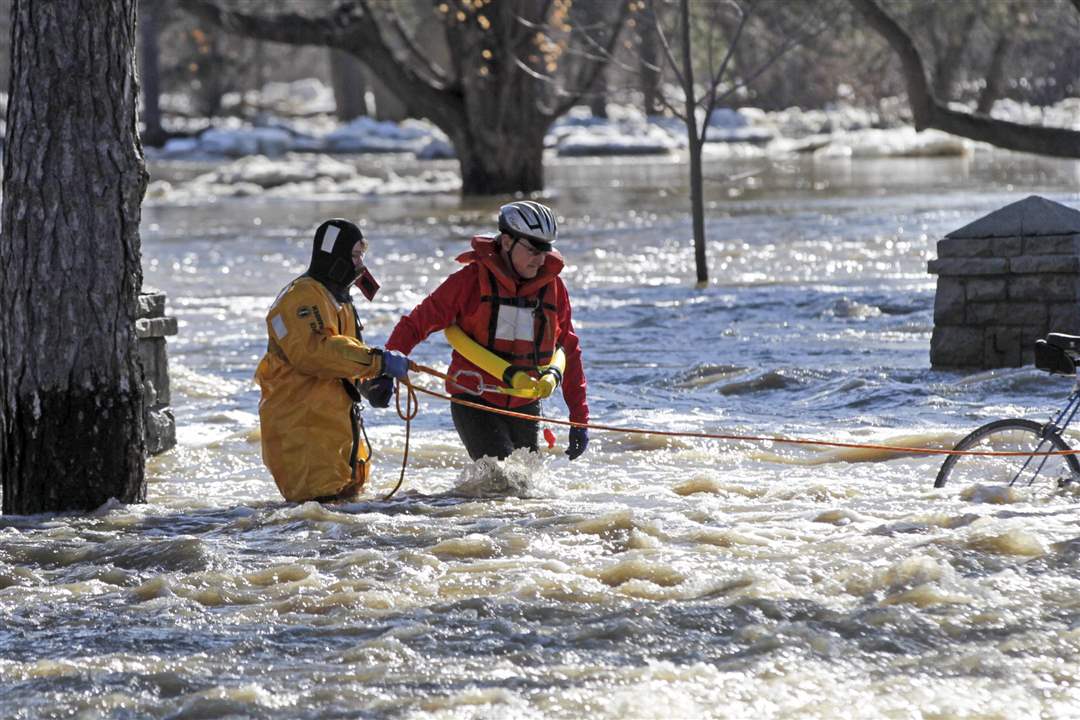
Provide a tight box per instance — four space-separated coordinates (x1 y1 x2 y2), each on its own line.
1 0 148 514
367 69 409 122
138 0 166 146
329 48 368 122
639 4 663 116
200 32 228 118
455 124 547 195
588 69 608 119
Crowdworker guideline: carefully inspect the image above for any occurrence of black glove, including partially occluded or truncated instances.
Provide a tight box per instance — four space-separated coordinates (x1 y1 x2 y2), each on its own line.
360 375 395 409
567 426 589 460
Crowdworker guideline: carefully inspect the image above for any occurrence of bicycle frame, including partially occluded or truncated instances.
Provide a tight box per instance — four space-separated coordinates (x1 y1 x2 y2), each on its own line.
1011 378 1080 486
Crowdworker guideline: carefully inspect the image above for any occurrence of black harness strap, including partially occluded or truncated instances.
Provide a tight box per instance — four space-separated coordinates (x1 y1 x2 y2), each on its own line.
483 270 500 352
340 300 368 475
531 284 549 366
480 294 556 311
497 350 555 362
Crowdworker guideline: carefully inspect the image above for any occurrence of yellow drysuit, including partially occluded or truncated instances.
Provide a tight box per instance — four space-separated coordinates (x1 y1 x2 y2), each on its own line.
255 276 385 502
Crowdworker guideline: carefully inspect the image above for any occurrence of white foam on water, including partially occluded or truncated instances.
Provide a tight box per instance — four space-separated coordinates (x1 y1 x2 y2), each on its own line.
451 448 546 498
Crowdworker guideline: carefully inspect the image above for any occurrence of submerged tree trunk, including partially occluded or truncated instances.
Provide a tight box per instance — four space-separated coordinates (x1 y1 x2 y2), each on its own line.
455 124 547 195
1 0 148 514
676 0 708 286
688 136 707 287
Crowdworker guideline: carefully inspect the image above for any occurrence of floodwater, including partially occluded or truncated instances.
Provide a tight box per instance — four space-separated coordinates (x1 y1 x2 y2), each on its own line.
3 150 1080 718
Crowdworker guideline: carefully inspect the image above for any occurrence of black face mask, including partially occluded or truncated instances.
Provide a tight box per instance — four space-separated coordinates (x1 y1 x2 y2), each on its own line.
307 219 367 302
354 266 380 302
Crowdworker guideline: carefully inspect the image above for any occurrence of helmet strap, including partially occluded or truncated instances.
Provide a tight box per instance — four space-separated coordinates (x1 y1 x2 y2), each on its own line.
502 235 524 281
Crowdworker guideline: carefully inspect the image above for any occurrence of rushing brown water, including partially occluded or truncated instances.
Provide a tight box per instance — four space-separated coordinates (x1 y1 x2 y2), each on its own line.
2 150 1080 718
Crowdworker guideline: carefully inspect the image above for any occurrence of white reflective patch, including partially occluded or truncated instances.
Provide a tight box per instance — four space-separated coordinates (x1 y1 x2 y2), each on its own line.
494 306 535 343
270 314 288 339
320 225 340 254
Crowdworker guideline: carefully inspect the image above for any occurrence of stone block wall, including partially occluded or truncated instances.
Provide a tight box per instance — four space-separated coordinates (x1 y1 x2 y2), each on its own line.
136 291 178 454
929 234 1080 368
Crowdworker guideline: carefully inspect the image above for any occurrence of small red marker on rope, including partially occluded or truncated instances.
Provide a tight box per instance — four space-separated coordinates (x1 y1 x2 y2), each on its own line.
543 427 556 449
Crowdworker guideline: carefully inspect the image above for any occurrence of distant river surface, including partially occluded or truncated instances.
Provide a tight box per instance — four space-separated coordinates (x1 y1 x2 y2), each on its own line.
3 151 1080 718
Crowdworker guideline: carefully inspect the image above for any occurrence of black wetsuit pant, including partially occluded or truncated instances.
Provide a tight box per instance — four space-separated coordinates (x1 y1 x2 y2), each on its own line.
450 394 540 461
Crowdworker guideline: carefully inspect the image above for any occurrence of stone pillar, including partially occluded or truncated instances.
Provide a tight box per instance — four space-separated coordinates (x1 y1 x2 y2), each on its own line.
929 195 1080 369
136 290 178 454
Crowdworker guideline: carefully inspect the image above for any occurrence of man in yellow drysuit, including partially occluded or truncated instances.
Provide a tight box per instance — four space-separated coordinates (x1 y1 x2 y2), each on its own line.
255 219 410 502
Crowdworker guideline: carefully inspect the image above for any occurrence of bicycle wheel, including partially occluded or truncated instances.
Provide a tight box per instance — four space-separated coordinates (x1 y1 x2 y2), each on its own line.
935 419 1080 490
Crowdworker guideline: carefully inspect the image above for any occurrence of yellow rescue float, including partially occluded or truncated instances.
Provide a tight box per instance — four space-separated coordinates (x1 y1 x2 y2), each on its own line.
444 324 565 399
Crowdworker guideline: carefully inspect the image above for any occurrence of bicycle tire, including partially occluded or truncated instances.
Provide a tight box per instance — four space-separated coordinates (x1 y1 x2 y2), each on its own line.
934 418 1080 489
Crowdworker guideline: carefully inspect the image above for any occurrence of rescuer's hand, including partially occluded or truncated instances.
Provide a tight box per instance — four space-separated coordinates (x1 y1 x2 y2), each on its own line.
566 426 589 460
361 376 395 408
380 350 410 379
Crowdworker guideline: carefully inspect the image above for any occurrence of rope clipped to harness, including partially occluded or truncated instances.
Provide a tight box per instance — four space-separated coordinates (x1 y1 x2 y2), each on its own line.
382 377 419 500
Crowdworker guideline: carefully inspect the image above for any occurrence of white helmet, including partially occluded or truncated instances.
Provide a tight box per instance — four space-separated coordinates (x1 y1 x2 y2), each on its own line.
497 201 557 251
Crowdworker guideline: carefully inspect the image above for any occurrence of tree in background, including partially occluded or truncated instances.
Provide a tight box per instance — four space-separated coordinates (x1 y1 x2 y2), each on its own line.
872 0 1025 114
134 0 340 138
636 1 663 116
178 0 629 195
140 0 168 146
966 1 1080 111
850 0 1080 158
181 24 255 117
567 0 613 118
329 48 369 122
646 0 835 285
1 0 148 513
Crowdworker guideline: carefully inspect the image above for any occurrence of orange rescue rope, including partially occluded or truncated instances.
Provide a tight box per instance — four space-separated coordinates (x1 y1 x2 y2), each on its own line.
382 380 419 501
399 361 1080 458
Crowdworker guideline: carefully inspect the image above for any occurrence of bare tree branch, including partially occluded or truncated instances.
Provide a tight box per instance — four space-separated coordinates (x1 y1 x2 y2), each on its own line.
851 0 1080 158
677 0 699 143
551 3 632 118
704 12 829 119
381 3 452 86
702 1 753 129
492 2 629 118
649 0 689 95
654 85 688 123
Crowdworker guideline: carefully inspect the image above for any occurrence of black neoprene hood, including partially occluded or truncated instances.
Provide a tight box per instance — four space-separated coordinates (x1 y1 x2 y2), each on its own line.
307 219 364 300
